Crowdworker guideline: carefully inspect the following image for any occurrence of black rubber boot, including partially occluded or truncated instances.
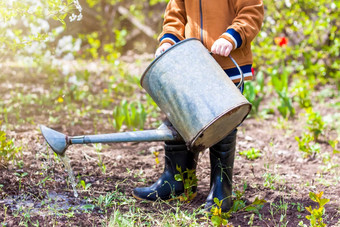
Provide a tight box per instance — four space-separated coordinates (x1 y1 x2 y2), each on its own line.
132 141 199 201
204 129 237 212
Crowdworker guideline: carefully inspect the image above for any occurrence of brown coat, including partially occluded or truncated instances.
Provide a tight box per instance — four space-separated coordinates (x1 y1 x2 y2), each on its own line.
158 0 264 70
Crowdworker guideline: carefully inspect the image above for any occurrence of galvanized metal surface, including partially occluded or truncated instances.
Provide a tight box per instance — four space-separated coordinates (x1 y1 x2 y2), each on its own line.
40 124 181 155
141 38 251 151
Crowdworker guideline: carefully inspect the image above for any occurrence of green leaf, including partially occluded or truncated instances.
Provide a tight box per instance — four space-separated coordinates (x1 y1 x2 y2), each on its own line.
319 198 330 207
82 204 95 210
245 206 259 213
174 174 182 182
213 198 222 207
211 216 222 226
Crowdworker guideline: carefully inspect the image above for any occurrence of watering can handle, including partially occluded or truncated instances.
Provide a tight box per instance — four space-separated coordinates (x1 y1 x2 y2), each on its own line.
209 52 244 89
228 55 244 89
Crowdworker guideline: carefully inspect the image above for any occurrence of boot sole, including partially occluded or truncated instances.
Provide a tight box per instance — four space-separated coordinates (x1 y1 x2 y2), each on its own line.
132 191 197 202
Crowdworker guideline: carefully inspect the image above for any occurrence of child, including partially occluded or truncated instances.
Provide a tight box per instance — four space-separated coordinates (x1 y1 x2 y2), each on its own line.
133 0 264 212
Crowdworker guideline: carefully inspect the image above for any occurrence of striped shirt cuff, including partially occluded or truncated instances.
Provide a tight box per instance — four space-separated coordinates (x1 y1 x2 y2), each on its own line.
224 28 242 49
159 33 181 45
224 64 253 82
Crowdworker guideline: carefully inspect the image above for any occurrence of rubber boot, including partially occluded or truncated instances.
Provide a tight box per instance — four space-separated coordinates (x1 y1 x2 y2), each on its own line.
204 129 237 212
132 141 199 201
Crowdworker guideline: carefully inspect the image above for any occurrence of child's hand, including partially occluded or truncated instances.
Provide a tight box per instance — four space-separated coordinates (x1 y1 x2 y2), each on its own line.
155 43 172 58
211 38 233 57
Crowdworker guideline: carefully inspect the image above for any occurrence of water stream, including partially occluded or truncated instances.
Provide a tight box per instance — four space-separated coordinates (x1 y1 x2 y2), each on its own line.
58 154 79 198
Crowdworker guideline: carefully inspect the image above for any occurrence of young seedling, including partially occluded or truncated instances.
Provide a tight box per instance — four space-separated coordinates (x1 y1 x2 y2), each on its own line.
209 198 232 227
304 108 325 142
80 179 92 191
329 139 339 155
93 144 106 174
0 121 22 165
239 148 262 160
303 191 330 227
174 165 198 202
295 133 320 159
14 172 28 191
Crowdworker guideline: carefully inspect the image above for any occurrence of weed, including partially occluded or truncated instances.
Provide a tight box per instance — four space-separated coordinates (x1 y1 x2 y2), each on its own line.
0 121 22 165
207 183 266 226
271 67 295 118
320 151 339 174
300 191 330 227
277 90 296 119
208 194 266 226
291 202 305 213
209 198 232 227
304 108 325 141
291 79 312 108
295 133 320 159
108 209 136 227
111 100 147 131
174 165 198 202
243 76 264 117
96 192 118 210
14 172 28 191
329 139 339 155
79 179 92 191
269 198 289 226
262 172 285 190
93 144 106 174
239 148 262 160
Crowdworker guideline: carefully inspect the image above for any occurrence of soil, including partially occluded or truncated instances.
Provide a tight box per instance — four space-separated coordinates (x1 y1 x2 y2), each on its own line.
0 61 339 226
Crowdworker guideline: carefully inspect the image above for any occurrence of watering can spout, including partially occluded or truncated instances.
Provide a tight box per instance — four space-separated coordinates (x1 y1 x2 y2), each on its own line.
40 124 181 155
40 125 70 155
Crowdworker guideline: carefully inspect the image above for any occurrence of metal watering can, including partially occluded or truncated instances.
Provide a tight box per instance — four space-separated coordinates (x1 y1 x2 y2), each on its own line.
41 38 251 155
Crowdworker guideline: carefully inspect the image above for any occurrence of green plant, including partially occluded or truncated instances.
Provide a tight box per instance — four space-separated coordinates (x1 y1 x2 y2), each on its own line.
270 66 296 119
96 192 117 210
243 71 264 117
80 179 92 191
174 165 198 202
93 144 106 174
240 148 262 160
269 198 289 226
304 108 325 141
228 182 266 215
14 172 28 191
295 133 320 159
262 172 285 190
291 202 305 213
0 122 22 165
1 205 8 227
329 139 340 155
209 198 232 227
253 0 339 83
277 90 296 119
305 191 330 227
291 79 312 108
111 100 147 131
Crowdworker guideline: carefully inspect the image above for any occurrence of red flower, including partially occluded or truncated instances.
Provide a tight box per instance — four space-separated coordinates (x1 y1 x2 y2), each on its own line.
251 67 255 76
274 37 288 47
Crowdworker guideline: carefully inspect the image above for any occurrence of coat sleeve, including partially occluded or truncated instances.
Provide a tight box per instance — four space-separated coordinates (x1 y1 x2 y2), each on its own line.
158 0 187 46
220 0 264 49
